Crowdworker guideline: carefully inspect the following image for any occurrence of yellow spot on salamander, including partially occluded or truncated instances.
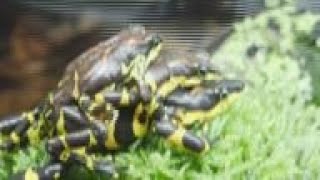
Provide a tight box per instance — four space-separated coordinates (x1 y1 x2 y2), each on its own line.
59 136 69 148
89 131 97 146
147 98 159 116
27 127 40 145
105 121 120 150
129 42 162 82
26 112 35 123
129 54 146 80
73 147 86 156
57 110 66 135
25 168 39 180
85 156 94 170
59 150 70 162
120 88 130 106
147 43 162 63
105 103 113 111
132 103 148 138
10 132 20 144
54 172 60 179
181 78 202 87
167 127 185 149
94 93 105 105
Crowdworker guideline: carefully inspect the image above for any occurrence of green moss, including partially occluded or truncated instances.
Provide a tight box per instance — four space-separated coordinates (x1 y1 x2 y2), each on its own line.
2 4 320 180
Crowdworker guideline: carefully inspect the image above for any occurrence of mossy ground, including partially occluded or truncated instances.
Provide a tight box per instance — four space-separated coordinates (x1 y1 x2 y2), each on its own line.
1 4 320 180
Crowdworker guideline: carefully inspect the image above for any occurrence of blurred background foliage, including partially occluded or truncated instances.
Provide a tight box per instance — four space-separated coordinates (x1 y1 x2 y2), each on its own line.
1 0 320 179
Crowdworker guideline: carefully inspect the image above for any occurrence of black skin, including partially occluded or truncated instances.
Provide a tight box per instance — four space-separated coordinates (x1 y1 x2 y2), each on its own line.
53 24 161 106
0 26 244 179
138 48 220 101
1 82 244 179
0 25 161 150
164 80 245 110
94 48 220 106
11 78 243 180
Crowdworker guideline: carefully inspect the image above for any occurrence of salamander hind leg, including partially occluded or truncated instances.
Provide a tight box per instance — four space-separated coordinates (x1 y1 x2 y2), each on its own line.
154 107 209 153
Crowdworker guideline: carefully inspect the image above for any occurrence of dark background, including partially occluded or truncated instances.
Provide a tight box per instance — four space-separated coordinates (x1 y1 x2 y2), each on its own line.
0 0 319 116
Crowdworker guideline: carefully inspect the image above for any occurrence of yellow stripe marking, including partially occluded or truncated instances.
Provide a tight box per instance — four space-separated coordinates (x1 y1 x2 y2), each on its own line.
89 131 97 146
72 71 80 99
59 136 69 148
85 156 94 170
167 127 185 149
57 110 66 135
157 76 186 98
25 168 39 180
57 136 69 161
120 88 130 106
158 73 223 99
157 76 207 98
27 127 40 145
181 78 202 87
147 43 162 62
147 98 159 116
129 54 145 80
59 150 70 162
105 121 120 150
132 103 148 137
129 43 162 82
94 92 105 104
10 132 20 143
73 147 86 156
105 103 113 111
178 93 241 125
26 112 35 123
54 172 60 179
